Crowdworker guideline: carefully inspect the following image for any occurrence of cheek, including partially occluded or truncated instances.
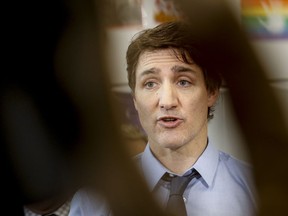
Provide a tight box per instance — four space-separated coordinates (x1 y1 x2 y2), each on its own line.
134 101 149 116
133 95 146 113
134 92 156 113
186 94 209 116
134 101 153 130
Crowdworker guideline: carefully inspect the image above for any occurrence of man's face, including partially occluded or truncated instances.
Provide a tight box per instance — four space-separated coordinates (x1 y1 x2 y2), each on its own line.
133 49 218 151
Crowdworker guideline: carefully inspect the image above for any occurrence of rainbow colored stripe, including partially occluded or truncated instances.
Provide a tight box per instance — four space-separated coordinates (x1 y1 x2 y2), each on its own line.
241 0 288 39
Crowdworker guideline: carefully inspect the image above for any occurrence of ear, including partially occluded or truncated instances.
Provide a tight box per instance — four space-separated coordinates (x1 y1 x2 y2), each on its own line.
207 88 219 107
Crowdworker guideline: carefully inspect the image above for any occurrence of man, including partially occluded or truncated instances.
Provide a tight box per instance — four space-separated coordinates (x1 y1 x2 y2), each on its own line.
126 21 257 216
69 21 258 216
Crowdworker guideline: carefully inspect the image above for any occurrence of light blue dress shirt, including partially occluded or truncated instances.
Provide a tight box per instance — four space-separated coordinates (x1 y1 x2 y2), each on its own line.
69 140 258 216
69 189 110 216
137 140 258 216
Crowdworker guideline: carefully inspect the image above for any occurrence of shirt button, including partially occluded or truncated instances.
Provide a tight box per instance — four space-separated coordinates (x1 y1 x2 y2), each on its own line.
183 197 187 203
169 173 175 177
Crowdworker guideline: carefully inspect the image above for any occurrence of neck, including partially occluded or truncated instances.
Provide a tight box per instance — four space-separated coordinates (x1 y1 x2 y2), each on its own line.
150 135 208 175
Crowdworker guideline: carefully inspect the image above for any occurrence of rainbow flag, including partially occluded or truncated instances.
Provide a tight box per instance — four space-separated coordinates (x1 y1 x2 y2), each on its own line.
241 0 288 39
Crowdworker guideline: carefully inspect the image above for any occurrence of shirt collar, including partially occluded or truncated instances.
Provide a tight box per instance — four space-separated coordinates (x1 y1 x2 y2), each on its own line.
141 139 219 190
141 144 168 190
193 140 219 187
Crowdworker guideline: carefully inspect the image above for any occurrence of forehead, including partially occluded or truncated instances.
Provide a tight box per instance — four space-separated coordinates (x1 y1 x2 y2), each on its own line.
136 49 202 75
137 49 185 68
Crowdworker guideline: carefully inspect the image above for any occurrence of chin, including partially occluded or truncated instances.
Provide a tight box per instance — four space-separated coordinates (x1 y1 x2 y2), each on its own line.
165 144 183 151
159 138 186 149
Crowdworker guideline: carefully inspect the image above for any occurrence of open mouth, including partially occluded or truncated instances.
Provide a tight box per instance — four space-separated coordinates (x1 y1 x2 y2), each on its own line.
157 116 182 128
162 117 177 122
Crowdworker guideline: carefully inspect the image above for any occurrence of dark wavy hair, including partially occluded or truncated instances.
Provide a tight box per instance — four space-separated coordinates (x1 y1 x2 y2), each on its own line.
126 21 222 120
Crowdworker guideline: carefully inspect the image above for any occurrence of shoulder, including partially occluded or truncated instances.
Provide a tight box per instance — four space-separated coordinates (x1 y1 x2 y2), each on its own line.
218 151 258 208
219 151 252 166
218 151 255 185
219 151 253 169
69 188 110 216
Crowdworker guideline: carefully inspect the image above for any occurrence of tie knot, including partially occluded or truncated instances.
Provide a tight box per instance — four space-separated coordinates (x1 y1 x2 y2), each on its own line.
162 169 199 181
162 169 200 196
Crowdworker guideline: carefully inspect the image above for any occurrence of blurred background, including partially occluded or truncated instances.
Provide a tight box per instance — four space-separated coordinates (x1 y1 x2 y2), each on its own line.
105 0 288 162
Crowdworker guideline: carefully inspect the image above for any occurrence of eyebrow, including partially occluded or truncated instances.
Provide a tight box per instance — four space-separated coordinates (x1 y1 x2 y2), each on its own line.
171 65 196 74
139 65 196 78
139 67 160 77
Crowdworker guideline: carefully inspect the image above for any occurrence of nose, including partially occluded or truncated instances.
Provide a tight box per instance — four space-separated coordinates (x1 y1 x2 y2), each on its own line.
159 83 178 110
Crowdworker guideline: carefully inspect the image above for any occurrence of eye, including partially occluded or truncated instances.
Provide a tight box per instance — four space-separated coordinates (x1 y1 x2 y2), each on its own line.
144 81 157 89
178 80 191 87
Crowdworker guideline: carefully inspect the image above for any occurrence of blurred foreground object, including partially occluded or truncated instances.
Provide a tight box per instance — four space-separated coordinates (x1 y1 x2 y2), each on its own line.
176 0 288 215
1 0 167 215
